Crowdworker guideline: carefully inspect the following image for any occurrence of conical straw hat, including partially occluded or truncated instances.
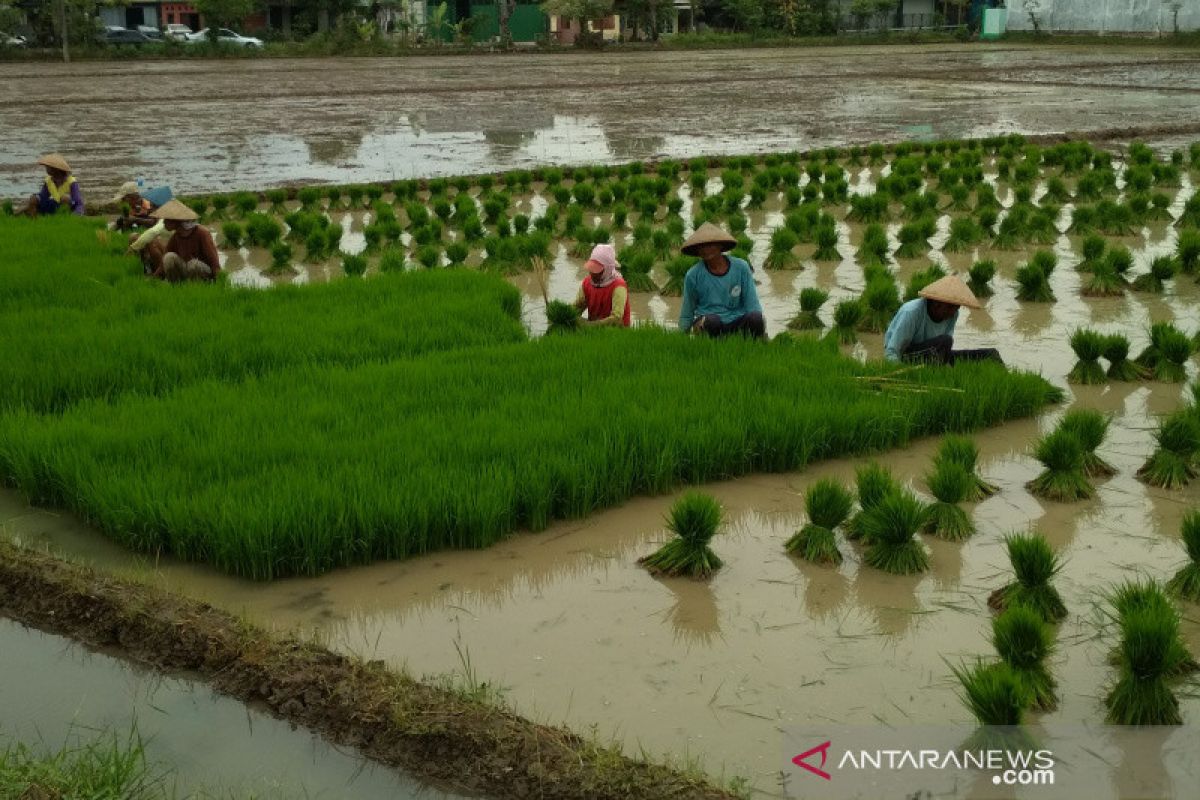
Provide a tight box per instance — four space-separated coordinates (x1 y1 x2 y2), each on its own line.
151 199 199 222
681 222 737 256
37 153 71 172
918 275 981 309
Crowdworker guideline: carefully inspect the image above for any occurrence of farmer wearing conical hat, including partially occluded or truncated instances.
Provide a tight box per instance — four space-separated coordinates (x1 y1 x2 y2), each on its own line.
884 275 1002 365
20 154 84 217
678 222 765 339
149 200 222 283
574 244 631 327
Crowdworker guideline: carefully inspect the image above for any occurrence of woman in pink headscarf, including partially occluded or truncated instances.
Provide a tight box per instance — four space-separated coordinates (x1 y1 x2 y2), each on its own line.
573 243 631 327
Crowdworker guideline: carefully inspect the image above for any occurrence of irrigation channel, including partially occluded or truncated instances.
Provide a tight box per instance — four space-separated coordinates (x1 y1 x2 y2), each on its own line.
3 136 1200 797
0 617 466 799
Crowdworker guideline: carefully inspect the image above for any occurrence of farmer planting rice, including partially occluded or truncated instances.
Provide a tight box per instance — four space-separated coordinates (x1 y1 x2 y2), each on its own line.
147 200 222 283
883 275 1001 365
573 244 630 327
111 180 173 231
677 223 765 339
19 154 84 217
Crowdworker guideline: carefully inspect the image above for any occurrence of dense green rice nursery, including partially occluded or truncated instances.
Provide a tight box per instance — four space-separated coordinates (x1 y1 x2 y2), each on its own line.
1105 606 1183 725
992 605 1057 711
923 460 975 541
861 489 930 575
967 260 996 298
787 287 829 331
1167 510 1200 602
988 533 1067 623
1027 426 1094 501
639 492 725 579
1102 334 1147 381
785 478 853 564
1057 408 1115 478
1137 411 1200 489
1132 256 1178 293
827 299 863 345
1066 329 1107 385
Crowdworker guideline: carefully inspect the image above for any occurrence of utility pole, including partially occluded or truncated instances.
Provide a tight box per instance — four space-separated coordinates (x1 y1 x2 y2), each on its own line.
59 0 70 63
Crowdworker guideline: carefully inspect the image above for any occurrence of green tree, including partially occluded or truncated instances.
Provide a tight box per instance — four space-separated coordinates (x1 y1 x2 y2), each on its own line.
194 0 260 32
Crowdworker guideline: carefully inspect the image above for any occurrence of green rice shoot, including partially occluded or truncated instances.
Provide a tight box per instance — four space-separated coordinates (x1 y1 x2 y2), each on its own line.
639 492 725 580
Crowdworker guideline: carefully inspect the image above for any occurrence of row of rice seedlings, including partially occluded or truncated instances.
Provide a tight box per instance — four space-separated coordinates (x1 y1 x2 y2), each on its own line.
639 492 725 580
787 287 828 331
786 478 853 564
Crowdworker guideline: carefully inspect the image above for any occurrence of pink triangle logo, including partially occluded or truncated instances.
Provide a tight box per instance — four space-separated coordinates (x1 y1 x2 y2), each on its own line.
793 740 833 781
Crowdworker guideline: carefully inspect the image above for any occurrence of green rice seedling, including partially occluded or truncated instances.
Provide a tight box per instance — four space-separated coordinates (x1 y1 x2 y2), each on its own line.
1014 262 1055 303
827 300 862 345
572 182 595 207
1043 176 1070 204
268 242 293 274
1177 195 1200 228
244 213 282 248
1102 334 1148 381
304 228 328 261
1105 607 1183 725
1027 427 1094 501
361 224 384 252
1138 411 1200 489
1069 205 1097 235
1142 324 1192 382
378 247 406 273
1078 234 1106 273
786 478 854 564
788 287 829 331
1147 192 1173 222
1058 408 1115 478
977 207 999 236
967 260 996 298
639 493 725 579
208 194 230 219
857 276 900 334
660 255 694 296
924 460 976 541
364 185 384 205
1132 256 1178 293
934 435 998 500
1067 329 1107 385
444 241 469 267
1167 510 1200 601
812 225 839 261
893 222 928 259
265 188 288 212
946 184 971 212
545 299 580 334
944 217 983 252
868 143 886 165
220 221 244 248
1029 250 1057 277
764 227 800 270
1095 199 1135 236
345 185 365 209
848 192 889 223
341 254 367 277
510 214 529 235
233 192 258 216
1108 580 1199 677
622 252 659 293
992 604 1057 711
988 533 1067 622
1128 194 1152 223
975 182 999 210
952 660 1028 727
861 489 930 575
903 265 946 302
857 224 890 266
1084 259 1125 297
1177 229 1200 274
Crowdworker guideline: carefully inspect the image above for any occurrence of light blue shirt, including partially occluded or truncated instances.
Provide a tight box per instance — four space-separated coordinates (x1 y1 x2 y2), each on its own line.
883 298 959 362
678 256 763 331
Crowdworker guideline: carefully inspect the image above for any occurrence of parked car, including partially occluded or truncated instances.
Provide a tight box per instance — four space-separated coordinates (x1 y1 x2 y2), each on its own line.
0 31 26 47
187 28 263 47
137 26 166 42
164 23 192 42
99 28 153 46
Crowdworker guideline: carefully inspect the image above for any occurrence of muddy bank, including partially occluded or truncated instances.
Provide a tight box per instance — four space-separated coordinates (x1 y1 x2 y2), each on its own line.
0 542 738 800
2 44 1198 197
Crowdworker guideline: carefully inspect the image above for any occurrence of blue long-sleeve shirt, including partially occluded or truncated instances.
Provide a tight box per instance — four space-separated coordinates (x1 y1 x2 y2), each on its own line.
678 256 762 331
883 298 959 362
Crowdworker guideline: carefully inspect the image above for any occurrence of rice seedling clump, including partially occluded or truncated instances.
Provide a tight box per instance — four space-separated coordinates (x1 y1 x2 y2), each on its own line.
1026 427 1094 502
787 287 829 331
1105 606 1183 725
988 533 1067 623
1057 408 1114 478
1067 329 1107 385
827 300 863 345
1167 510 1200 601
1102 334 1148 381
1108 579 1198 678
952 660 1028 727
545 300 581 334
861 490 930 575
934 435 997 500
846 462 898 541
1137 411 1200 489
639 493 725 579
923 460 976 541
786 478 853 564
1014 260 1055 303
992 605 1057 711
967 260 996 298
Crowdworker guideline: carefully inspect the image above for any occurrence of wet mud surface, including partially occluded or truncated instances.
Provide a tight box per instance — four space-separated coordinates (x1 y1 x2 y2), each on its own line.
3 44 1200 198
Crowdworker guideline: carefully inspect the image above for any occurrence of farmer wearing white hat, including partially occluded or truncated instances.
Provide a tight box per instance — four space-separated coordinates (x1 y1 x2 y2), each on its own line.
573 244 631 327
884 275 1002 365
677 223 765 339
149 200 221 283
20 154 84 217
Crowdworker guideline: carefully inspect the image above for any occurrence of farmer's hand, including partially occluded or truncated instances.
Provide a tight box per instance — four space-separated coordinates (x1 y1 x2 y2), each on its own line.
691 319 706 334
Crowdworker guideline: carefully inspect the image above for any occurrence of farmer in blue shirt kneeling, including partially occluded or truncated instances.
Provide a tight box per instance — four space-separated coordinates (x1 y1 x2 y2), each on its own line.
884 275 1002 365
678 223 765 339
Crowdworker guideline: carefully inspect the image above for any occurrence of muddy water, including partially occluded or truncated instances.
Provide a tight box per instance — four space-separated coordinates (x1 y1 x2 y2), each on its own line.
0 618 467 799
3 45 1200 198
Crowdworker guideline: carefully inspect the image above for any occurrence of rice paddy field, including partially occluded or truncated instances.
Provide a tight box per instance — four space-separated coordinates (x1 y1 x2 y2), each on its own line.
4 121 1200 797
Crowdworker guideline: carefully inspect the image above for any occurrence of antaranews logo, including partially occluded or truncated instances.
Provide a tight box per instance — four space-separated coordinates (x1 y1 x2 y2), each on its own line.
791 741 832 781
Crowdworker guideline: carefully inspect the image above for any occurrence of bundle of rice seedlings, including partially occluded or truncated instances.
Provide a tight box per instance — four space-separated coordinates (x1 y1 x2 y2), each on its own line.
992 605 1057 711
967 260 996 298
1109 580 1199 677
944 216 984 252
988 532 1067 622
1105 607 1183 725
233 192 258 216
1167 511 1200 601
1176 228 1200 274
952 660 1028 727
894 222 927 259
1106 245 1134 279
946 184 971 212
1102 334 1147 381
268 242 293 274
1178 194 1200 228
1043 176 1071 204
545 300 581 334
1095 199 1135 236
1078 234 1106 273
857 276 900 334
341 254 367 278
1138 323 1192 382
1067 329 1107 385
1027 427 1094 501
934 435 998 500
639 492 725 579
265 188 288 213
812 225 839 261
924 460 976 541
660 255 694 296
209 195 230 219
1014 261 1055 302
846 462 898 540
444 241 469 266
857 224 890 266
861 490 930 574
786 479 854 564
827 300 862 345
977 207 999 236
1083 259 1124 297
764 227 801 270
1147 192 1173 222
993 206 1031 249
1058 408 1115 478
378 247 406 273
1137 411 1200 489
787 287 829 331
621 251 659 293
848 192 889 223
220 221 244 248
903 265 945 302
1132 256 1178 293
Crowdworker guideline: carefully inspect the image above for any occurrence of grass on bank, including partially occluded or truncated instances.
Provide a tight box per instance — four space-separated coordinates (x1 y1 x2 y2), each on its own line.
0 729 167 800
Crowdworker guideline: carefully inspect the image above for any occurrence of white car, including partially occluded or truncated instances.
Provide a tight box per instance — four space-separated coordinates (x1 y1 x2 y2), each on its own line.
164 23 192 42
0 31 26 47
187 28 263 47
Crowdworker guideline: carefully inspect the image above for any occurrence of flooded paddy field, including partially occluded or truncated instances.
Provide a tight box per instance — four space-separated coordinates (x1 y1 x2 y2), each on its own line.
2 44 1200 197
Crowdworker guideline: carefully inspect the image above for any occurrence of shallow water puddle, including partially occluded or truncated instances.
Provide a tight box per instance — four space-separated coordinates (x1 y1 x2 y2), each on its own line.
0 618 467 799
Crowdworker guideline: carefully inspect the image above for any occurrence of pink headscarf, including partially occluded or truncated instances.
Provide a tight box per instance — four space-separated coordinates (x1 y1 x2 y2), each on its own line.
585 244 622 288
